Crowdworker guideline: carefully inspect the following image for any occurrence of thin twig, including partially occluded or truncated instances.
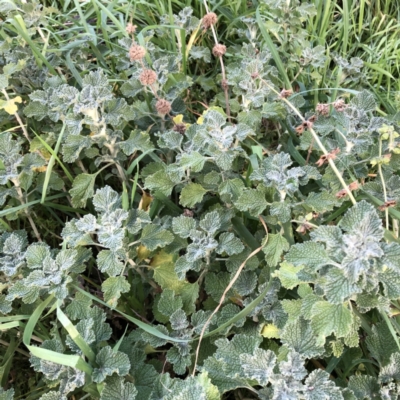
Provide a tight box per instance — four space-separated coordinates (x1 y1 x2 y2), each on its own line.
306 137 315 165
192 245 263 375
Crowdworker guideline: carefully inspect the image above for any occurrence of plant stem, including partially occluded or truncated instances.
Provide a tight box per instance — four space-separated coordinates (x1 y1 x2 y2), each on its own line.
192 245 263 375
202 0 231 121
262 79 357 205
378 138 389 230
11 181 42 242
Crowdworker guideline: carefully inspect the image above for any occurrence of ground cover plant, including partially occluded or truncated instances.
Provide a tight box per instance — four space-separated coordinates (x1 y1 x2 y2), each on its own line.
1 0 400 398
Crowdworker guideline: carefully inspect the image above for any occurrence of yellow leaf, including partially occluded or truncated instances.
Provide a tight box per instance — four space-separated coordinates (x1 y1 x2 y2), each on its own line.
261 323 280 338
173 114 184 124
150 250 175 268
137 244 151 261
32 166 47 172
0 96 22 114
138 192 153 211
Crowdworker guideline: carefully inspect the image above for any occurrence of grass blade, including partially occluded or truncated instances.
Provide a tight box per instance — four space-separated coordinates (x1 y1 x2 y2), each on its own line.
74 285 189 343
23 295 93 374
41 123 66 203
57 306 96 364
256 8 291 90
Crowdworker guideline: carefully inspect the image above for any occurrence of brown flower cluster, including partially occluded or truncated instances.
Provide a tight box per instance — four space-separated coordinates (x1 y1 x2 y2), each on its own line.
202 12 218 29
333 99 346 112
316 103 330 116
315 148 340 167
279 89 293 98
126 23 137 34
156 99 171 115
129 44 146 61
139 69 157 85
212 44 226 57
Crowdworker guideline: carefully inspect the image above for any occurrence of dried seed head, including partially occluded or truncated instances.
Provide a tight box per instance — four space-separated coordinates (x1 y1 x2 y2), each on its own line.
384 153 392 161
183 209 194 217
295 125 305 136
335 189 348 199
156 99 171 115
315 154 328 167
348 180 359 191
316 103 330 116
139 69 157 85
378 200 397 211
315 148 340 167
279 89 293 98
202 12 218 29
126 23 137 34
212 44 226 57
129 44 146 61
173 123 187 135
297 222 313 234
333 98 346 112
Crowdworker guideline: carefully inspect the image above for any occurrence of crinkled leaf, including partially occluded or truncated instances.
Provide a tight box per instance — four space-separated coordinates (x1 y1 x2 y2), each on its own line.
92 346 131 383
263 233 289 267
310 301 353 339
69 173 96 208
280 317 325 358
285 242 332 270
240 348 276 386
216 232 244 256
100 375 138 400
180 183 207 208
102 276 130 308
140 224 174 251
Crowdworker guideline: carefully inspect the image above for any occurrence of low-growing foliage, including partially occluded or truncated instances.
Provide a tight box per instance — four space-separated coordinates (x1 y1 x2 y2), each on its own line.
0 0 400 398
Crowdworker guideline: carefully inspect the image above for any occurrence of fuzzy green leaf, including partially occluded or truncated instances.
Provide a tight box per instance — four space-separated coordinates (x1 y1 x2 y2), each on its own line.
234 189 268 216
180 183 207 208
285 242 332 270
216 232 244 256
97 250 125 277
172 216 197 238
280 317 325 358
263 233 290 267
69 173 96 208
100 376 137 400
140 224 174 251
92 346 130 383
310 301 353 339
102 276 130 308
240 348 276 386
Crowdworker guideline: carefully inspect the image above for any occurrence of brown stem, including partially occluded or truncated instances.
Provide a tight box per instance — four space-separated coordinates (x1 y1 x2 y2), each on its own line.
12 181 41 242
127 259 159 290
306 137 315 165
192 245 263 375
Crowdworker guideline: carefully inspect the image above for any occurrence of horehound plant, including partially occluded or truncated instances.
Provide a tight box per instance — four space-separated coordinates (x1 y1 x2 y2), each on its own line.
1 0 400 399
